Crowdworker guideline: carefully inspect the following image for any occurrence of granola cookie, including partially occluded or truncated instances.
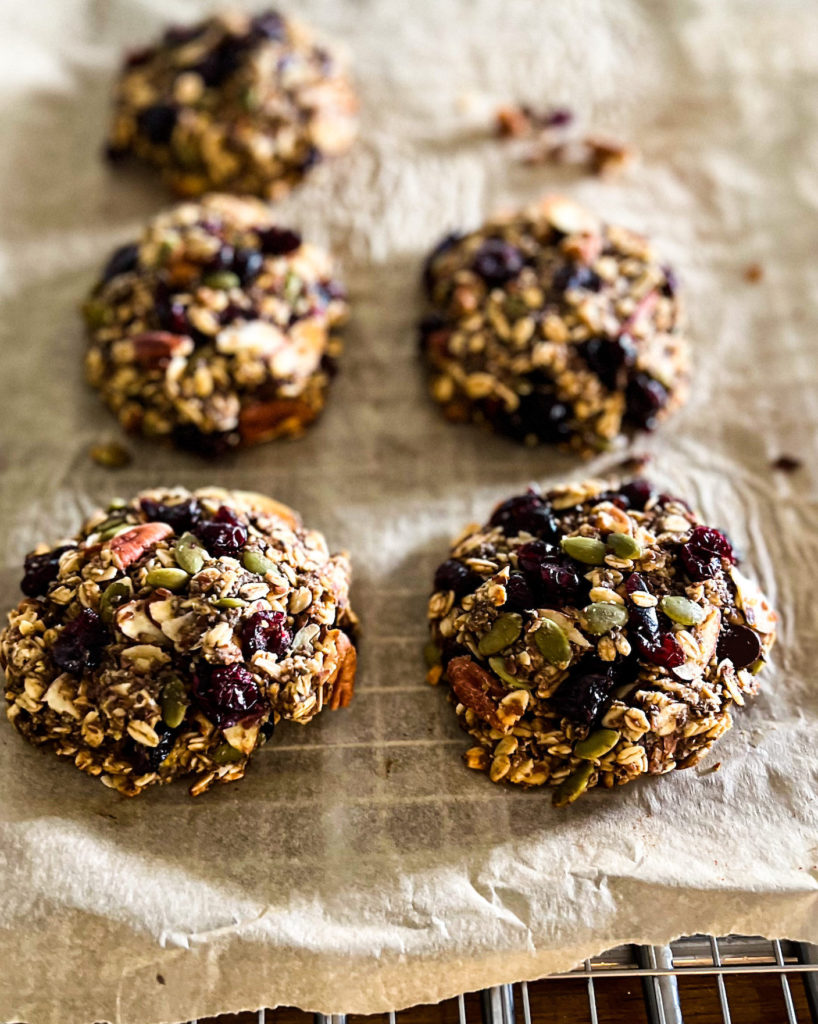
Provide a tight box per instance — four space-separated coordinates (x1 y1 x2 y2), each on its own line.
427 478 776 805
0 487 358 797
420 196 689 455
105 9 357 199
84 194 348 455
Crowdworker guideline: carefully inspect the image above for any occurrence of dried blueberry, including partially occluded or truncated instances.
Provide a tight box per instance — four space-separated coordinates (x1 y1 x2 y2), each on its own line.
716 625 762 671
240 610 292 659
193 663 261 727
194 505 248 556
140 496 201 534
433 559 481 599
625 373 669 430
494 386 573 444
130 722 177 773
258 226 302 255
552 263 602 294
680 526 736 582
102 243 139 283
21 545 73 597
578 334 636 391
504 571 536 611
137 104 178 145
472 239 525 287
51 609 108 676
194 37 248 87
232 248 264 285
490 492 560 542
552 669 615 727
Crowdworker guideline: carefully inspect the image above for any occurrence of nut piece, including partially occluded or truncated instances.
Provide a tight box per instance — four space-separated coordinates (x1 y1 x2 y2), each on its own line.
108 523 173 570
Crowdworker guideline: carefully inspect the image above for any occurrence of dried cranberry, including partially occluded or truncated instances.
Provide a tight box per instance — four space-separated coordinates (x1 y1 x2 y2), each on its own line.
137 104 178 145
625 572 660 638
433 559 480 599
552 263 602 294
140 496 201 533
716 625 761 670
51 609 108 676
193 663 261 727
171 423 236 458
258 226 302 255
21 545 73 597
578 334 636 390
552 670 615 726
156 297 189 335
516 541 584 607
194 506 248 556
130 722 177 773
102 243 139 283
680 526 736 581
619 478 654 510
194 37 248 87
232 248 264 284
472 239 525 287
493 385 573 444
250 10 286 40
240 611 292 659
543 107 574 127
516 539 555 575
635 631 685 669
625 373 669 430
490 492 560 542
504 571 536 611
422 232 463 294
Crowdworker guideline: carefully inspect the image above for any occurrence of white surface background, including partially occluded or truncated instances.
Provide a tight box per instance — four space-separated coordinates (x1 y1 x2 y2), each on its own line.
1 1 817 1022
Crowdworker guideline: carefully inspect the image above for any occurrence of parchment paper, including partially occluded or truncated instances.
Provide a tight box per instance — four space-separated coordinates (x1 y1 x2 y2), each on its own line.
2 1 818 1021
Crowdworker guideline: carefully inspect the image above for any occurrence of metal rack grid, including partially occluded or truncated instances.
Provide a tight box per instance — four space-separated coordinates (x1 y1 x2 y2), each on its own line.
189 935 818 1024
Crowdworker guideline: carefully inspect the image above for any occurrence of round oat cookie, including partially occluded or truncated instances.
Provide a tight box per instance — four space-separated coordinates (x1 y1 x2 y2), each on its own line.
420 196 689 455
105 9 357 199
0 487 358 797
427 478 776 805
84 194 348 455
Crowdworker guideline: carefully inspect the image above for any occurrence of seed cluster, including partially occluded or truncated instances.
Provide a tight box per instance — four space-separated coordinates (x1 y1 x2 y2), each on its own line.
427 478 777 805
0 487 358 796
420 196 690 456
84 194 348 454
106 9 357 199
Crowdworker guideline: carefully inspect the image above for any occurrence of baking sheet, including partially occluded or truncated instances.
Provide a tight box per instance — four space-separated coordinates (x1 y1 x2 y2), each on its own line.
1 1 818 1021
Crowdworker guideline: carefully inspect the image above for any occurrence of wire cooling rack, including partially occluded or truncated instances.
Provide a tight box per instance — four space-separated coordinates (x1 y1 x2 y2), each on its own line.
189 935 818 1024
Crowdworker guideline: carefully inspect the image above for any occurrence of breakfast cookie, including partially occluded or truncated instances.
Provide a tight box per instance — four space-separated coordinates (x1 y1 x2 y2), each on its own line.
427 478 776 805
1 487 357 796
106 8 357 199
84 194 348 455
420 197 689 455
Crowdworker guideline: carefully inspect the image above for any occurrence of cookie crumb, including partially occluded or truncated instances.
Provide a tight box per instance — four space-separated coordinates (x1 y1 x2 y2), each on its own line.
771 454 802 472
90 441 132 469
744 262 764 283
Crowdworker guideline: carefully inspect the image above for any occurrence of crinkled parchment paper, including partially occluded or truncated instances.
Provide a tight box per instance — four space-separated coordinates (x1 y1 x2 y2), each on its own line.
1 1 817 1021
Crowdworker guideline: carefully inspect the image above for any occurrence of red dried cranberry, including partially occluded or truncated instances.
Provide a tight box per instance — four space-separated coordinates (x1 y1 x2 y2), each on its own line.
240 611 292 659
102 243 139 283
422 232 463 294
490 492 560 542
495 388 573 444
433 559 480 599
21 545 73 597
578 334 636 390
194 506 248 557
51 609 108 676
625 572 660 638
504 571 536 611
716 625 761 670
552 263 602 294
625 373 669 430
193 663 261 727
140 496 201 533
634 631 685 669
552 670 615 726
472 239 525 286
137 104 178 145
155 296 189 334
517 541 584 607
619 478 654 510
681 526 736 581
516 539 555 575
258 226 302 255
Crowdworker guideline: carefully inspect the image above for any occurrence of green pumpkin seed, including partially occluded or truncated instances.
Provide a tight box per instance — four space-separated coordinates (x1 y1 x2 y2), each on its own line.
202 270 240 290
582 602 629 635
749 657 766 675
212 742 244 765
424 642 442 667
553 761 595 807
175 532 207 575
242 549 275 576
574 728 621 760
606 532 642 559
95 517 131 541
560 536 607 565
533 618 572 666
161 677 189 729
84 300 110 329
214 597 245 609
90 442 132 470
660 595 705 626
489 655 528 688
99 577 133 625
284 271 301 304
478 613 522 656
146 567 190 591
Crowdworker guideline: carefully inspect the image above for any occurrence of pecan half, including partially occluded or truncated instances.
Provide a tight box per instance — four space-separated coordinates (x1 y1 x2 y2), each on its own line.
239 398 317 444
447 655 510 733
324 630 357 710
130 331 191 368
108 523 173 570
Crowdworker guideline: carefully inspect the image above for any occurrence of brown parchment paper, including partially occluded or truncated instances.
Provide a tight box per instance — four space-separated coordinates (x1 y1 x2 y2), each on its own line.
1 1 818 1021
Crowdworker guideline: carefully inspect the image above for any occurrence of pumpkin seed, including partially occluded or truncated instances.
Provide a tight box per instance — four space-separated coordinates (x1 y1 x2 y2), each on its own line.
553 762 595 807
560 536 607 565
95 517 131 541
574 728 621 760
212 742 244 765
175 532 207 574
606 532 641 559
749 657 766 675
242 549 275 576
99 577 133 625
146 567 189 591
84 300 110 329
202 271 240 290
478 613 522 656
90 441 132 469
214 597 245 609
489 655 528 688
660 594 705 626
161 677 189 729
424 642 441 667
582 602 629 635
533 618 572 666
